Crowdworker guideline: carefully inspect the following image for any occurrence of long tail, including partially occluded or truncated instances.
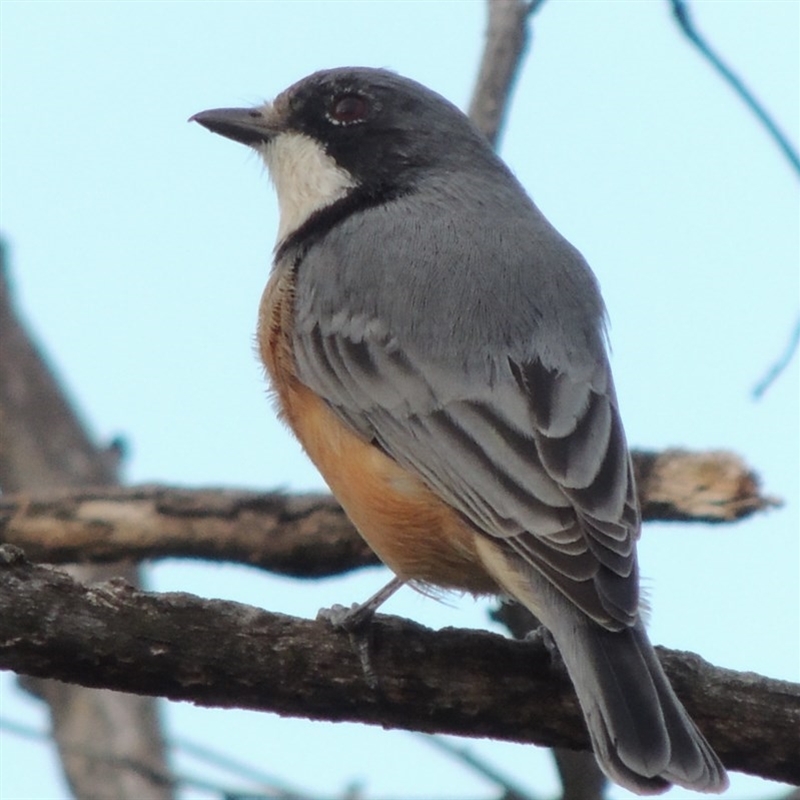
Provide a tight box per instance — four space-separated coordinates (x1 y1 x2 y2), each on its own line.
476 542 728 794
549 610 728 795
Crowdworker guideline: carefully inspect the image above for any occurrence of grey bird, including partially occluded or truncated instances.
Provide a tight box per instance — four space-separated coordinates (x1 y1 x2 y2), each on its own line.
192 67 728 795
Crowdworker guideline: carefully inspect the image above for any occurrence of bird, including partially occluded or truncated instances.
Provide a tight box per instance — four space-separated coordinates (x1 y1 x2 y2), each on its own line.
192 67 728 795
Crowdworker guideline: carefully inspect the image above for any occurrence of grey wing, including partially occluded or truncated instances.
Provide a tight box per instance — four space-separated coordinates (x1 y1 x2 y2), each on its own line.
293 316 641 631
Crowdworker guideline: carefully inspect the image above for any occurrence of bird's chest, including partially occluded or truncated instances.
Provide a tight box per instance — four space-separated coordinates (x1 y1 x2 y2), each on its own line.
255 266 496 595
257 267 297 412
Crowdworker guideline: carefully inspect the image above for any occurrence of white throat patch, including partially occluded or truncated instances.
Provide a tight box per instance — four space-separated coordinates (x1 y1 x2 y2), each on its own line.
259 131 358 245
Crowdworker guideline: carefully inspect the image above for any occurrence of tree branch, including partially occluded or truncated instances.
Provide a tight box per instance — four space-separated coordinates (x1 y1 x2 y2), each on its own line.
669 0 800 177
0 450 778 573
630 448 780 523
1 546 797 786
469 0 544 147
0 486 375 574
0 239 172 800
668 1 800 403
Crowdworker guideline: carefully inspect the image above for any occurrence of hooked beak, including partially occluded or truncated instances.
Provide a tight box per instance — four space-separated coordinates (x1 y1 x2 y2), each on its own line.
190 105 281 147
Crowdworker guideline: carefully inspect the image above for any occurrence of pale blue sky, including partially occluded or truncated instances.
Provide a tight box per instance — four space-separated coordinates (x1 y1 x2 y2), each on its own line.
0 2 798 799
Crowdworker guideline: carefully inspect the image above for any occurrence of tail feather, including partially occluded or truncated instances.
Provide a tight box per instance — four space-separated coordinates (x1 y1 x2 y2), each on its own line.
552 613 728 795
476 540 728 794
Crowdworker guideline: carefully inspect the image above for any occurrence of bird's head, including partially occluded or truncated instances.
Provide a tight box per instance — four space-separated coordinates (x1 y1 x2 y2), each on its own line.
192 67 494 244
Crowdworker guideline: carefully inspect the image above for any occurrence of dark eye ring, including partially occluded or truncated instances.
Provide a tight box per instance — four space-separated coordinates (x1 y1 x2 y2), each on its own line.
327 93 370 126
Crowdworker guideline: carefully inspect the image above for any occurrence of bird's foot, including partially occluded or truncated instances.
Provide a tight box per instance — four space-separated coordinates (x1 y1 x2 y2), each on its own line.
317 576 407 689
525 625 568 676
317 601 376 633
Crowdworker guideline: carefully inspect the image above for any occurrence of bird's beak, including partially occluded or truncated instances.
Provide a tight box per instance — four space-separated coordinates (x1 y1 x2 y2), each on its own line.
190 105 282 147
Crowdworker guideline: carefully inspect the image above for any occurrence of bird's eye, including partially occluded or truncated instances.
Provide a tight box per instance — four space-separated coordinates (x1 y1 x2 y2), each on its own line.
327 93 370 126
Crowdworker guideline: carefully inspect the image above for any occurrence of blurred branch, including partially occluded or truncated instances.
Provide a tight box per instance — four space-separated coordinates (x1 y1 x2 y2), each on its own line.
0 451 779 572
631 448 780 523
670 0 800 177
0 716 303 800
0 239 172 800
1 545 799 786
417 734 539 800
551 748 607 800
752 315 800 400
0 716 177 796
173 736 315 799
0 240 120 490
669 1 800 398
469 0 545 148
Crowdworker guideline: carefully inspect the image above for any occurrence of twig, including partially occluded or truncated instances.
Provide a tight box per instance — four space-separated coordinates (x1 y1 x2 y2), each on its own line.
752 315 800 400
670 0 799 177
668 2 800 400
0 716 314 800
416 734 539 800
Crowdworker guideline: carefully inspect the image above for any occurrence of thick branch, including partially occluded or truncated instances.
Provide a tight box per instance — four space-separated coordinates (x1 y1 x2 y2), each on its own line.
1 546 797 785
0 486 376 574
0 240 172 800
0 451 778 572
0 242 119 492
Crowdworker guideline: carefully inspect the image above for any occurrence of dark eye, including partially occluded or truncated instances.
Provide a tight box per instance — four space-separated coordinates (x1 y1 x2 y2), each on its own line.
327 93 370 125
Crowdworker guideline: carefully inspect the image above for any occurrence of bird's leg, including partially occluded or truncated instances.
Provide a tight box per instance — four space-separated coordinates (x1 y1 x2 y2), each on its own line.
491 598 567 674
317 575 406 631
525 624 568 677
317 575 406 688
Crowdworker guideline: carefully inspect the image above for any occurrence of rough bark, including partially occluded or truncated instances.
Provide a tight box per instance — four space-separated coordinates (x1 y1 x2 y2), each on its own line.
0 449 778 573
1 546 798 786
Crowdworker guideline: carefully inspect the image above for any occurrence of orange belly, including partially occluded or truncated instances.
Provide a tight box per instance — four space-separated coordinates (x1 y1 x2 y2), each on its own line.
257 269 498 595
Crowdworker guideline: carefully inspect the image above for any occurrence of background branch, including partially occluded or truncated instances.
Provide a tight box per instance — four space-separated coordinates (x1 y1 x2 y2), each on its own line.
669 0 800 398
670 0 800 176
0 241 172 799
0 448 778 572
468 0 543 147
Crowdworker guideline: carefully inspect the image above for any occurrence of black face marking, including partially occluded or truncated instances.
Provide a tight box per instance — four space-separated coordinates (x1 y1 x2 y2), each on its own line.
273 68 493 191
270 68 505 265
274 181 406 266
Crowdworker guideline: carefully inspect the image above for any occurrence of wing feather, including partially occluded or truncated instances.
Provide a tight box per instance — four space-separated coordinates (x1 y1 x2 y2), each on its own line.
293 320 640 629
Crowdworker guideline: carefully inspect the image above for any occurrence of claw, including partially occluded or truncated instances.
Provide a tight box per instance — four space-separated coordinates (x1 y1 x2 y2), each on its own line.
316 576 407 688
526 624 568 676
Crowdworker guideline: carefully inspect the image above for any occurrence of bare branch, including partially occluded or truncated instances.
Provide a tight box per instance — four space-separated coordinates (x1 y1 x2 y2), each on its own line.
668 1 800 400
753 315 800 400
468 0 542 147
0 486 375 573
0 239 172 800
669 0 800 177
0 451 777 572
631 448 780 523
1 546 798 786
